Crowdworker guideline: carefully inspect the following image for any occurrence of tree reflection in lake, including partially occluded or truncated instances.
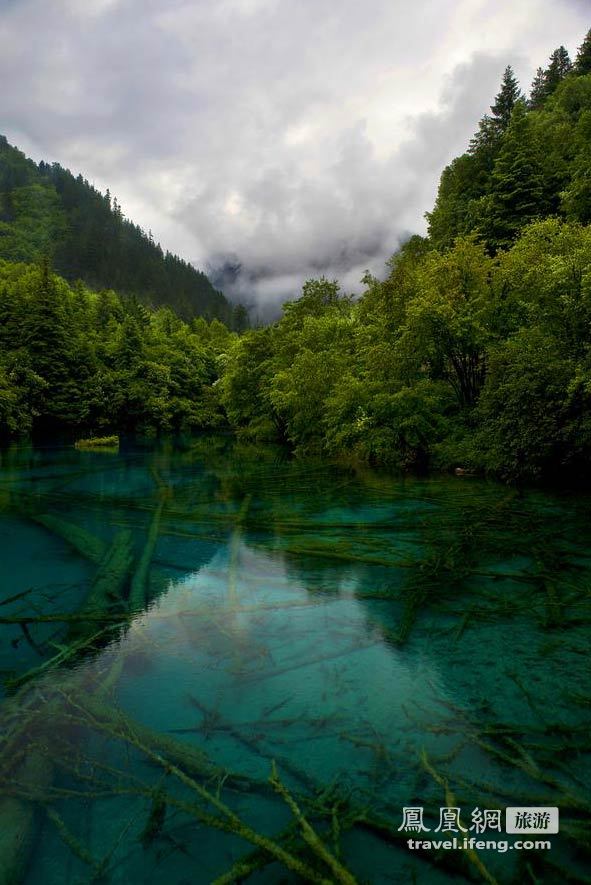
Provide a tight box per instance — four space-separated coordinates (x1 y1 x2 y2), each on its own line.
0 436 589 884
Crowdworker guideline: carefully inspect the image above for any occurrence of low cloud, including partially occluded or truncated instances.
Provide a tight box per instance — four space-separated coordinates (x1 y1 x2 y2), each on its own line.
0 0 587 313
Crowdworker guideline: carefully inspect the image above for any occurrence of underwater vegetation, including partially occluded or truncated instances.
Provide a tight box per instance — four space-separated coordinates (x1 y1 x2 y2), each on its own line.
0 436 589 884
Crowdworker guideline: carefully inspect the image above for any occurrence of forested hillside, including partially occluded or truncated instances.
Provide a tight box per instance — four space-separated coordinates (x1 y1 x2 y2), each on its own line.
3 30 591 482
0 258 235 435
0 136 234 322
221 30 591 482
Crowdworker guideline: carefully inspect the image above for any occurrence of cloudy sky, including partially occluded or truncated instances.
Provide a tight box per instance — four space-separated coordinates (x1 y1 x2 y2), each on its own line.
0 0 588 313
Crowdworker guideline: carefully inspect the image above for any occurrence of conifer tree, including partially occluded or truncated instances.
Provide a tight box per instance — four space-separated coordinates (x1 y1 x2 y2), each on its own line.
490 66 521 132
23 259 80 423
574 29 591 75
529 67 547 109
544 46 572 95
561 111 591 224
25 259 69 378
231 303 250 334
485 102 545 250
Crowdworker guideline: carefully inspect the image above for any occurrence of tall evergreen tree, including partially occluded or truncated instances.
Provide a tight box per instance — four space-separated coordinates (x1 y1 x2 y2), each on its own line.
231 303 250 334
544 46 573 95
468 114 502 167
24 260 69 377
529 67 548 109
529 47 573 109
561 111 591 224
574 29 591 75
22 260 84 424
490 66 521 132
485 102 546 250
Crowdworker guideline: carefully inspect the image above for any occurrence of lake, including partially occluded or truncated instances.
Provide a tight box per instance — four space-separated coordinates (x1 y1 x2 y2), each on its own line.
0 435 589 884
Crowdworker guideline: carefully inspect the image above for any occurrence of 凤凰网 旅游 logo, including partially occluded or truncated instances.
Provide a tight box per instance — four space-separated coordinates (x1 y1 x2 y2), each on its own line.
505 807 559 834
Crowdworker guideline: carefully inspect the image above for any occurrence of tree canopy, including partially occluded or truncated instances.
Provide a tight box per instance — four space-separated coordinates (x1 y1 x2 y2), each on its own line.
0 136 249 326
3 29 591 484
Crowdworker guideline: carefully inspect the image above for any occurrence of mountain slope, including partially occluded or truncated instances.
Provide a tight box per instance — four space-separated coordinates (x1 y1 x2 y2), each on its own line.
0 135 232 322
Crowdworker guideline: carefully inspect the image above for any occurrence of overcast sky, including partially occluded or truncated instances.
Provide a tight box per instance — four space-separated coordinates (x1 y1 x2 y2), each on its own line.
0 0 588 313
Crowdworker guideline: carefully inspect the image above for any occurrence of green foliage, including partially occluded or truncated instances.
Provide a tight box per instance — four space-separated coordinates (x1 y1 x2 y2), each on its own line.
474 327 575 480
223 215 591 481
575 29 591 76
0 259 235 438
4 30 591 485
481 101 547 249
325 377 452 469
490 65 522 132
429 47 591 254
529 67 548 110
561 110 591 222
221 328 277 437
0 135 238 324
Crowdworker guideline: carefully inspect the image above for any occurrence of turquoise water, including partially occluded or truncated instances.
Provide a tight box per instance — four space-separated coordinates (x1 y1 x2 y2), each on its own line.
0 436 589 884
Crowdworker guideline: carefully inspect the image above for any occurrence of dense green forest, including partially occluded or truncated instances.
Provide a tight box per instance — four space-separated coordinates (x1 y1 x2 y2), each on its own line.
222 30 591 481
2 30 591 482
0 136 236 322
0 258 236 435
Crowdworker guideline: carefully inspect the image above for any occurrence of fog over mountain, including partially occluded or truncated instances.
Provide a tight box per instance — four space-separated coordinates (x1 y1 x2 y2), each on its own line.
0 0 587 313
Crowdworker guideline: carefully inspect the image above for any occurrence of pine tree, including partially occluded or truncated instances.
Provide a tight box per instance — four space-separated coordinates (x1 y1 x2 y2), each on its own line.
23 259 82 424
490 66 521 132
485 102 546 250
561 111 591 223
231 303 250 334
469 114 501 163
544 46 572 95
114 315 143 371
574 29 591 75
529 67 547 110
25 259 69 377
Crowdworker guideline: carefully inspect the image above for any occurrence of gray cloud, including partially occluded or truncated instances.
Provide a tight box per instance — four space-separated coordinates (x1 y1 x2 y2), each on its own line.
0 0 588 313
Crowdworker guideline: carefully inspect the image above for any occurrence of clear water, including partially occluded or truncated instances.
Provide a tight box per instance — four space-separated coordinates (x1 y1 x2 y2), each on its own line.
0 436 589 884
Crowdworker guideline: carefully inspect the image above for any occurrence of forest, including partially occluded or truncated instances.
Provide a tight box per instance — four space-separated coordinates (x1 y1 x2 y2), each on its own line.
0 256 238 436
2 30 591 482
222 30 591 482
0 135 236 323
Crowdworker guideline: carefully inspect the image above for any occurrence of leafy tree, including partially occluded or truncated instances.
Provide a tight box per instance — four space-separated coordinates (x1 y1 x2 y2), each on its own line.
221 328 278 439
474 327 574 480
397 238 496 408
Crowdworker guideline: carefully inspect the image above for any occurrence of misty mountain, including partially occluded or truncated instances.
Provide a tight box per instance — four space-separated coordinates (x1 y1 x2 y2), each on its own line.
0 135 232 322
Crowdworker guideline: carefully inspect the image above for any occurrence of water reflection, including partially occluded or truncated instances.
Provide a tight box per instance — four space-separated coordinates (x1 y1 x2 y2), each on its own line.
0 436 589 884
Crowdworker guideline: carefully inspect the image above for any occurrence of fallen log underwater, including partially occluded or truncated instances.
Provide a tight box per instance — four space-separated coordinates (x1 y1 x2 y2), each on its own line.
0 483 281 882
2 479 588 883
0 500 161 882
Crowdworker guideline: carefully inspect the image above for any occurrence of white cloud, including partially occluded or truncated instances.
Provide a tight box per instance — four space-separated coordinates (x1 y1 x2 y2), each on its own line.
0 0 587 312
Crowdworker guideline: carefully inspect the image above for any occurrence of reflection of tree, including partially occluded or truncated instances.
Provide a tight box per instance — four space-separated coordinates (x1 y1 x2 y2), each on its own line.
1 437 590 883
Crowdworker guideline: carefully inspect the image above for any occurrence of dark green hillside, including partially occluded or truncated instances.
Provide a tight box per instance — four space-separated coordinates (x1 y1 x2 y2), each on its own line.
0 135 232 322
